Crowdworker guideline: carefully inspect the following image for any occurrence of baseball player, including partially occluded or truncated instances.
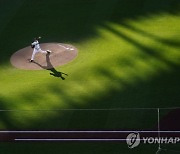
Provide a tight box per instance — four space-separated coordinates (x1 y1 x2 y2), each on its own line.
30 36 51 62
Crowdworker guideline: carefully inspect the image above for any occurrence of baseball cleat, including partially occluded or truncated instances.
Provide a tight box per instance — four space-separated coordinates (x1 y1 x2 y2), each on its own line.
30 59 34 62
47 50 51 54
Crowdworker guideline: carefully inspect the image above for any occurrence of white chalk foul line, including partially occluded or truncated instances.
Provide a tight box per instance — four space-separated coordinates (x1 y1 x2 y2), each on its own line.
58 44 74 50
14 139 128 141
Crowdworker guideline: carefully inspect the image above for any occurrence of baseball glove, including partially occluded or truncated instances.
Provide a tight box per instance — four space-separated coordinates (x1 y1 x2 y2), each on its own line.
31 44 35 48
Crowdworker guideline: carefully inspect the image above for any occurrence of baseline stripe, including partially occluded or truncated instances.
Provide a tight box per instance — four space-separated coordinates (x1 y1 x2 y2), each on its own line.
15 139 128 141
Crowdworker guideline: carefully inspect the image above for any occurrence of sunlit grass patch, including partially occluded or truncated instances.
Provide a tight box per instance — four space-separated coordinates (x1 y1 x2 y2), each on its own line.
0 11 180 128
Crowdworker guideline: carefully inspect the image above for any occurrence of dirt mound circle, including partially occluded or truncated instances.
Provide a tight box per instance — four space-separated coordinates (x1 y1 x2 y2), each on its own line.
10 43 78 70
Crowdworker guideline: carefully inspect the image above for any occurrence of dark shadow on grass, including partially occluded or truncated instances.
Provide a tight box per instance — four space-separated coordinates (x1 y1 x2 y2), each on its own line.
0 60 180 131
121 23 180 48
102 23 178 68
0 0 179 64
0 24 179 130
0 16 179 131
0 97 16 129
33 54 68 80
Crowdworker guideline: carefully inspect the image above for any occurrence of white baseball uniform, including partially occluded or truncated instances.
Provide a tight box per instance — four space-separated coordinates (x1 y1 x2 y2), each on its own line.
30 40 47 61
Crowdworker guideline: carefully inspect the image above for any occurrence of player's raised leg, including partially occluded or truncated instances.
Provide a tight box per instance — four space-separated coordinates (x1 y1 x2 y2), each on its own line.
39 49 51 54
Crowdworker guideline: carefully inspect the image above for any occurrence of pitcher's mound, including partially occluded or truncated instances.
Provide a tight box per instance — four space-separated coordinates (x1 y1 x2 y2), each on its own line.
10 43 78 70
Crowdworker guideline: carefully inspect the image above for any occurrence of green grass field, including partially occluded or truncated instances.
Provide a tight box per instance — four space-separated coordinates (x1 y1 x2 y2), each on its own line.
0 0 180 153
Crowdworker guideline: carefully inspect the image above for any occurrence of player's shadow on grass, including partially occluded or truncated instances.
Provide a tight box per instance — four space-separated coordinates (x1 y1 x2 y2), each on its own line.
33 54 68 80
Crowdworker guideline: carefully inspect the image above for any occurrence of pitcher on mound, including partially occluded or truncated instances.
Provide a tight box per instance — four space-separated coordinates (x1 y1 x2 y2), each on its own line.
30 36 51 62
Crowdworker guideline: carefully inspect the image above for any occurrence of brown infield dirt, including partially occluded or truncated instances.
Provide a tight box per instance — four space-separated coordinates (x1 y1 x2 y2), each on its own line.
10 43 78 70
